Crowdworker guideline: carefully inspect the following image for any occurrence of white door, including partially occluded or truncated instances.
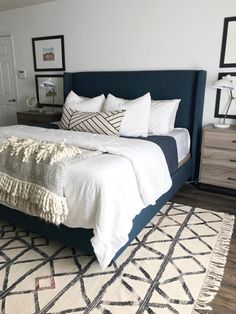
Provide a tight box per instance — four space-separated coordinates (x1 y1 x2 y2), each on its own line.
0 36 17 126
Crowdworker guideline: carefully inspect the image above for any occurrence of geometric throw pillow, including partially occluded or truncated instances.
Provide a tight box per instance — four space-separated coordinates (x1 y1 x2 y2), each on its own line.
60 106 73 130
60 108 126 136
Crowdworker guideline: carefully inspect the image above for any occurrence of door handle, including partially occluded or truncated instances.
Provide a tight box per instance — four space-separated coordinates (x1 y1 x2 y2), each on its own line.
8 98 16 102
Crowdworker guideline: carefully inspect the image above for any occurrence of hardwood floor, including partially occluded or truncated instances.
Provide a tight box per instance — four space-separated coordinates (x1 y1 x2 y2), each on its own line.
172 183 236 314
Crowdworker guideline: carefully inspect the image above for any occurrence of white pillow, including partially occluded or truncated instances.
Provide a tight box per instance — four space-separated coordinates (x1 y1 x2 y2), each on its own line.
148 99 180 135
103 93 151 137
64 90 105 112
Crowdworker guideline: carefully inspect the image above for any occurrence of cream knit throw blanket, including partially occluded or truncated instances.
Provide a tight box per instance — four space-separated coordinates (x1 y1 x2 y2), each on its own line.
0 137 101 224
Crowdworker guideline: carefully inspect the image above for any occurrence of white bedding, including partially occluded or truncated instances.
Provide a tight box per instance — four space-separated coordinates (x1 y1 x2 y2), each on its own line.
0 125 172 269
148 128 190 162
167 128 190 162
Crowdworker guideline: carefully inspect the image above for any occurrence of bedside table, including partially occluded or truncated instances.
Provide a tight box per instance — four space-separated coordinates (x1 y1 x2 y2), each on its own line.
17 111 62 127
198 124 236 191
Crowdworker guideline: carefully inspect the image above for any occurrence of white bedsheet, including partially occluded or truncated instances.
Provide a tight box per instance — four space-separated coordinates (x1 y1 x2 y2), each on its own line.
0 125 172 269
168 128 190 162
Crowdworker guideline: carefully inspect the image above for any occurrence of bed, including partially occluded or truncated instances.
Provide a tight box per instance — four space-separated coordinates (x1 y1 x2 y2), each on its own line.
0 70 206 267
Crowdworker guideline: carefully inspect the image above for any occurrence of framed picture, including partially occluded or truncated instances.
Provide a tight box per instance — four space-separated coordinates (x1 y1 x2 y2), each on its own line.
35 75 64 107
214 72 236 119
32 35 65 71
220 17 236 67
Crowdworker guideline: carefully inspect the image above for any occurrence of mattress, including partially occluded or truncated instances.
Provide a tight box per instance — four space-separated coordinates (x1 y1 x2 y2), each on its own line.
168 128 190 163
137 128 190 165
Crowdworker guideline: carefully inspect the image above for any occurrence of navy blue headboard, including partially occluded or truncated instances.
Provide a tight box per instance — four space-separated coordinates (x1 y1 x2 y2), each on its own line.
64 70 206 180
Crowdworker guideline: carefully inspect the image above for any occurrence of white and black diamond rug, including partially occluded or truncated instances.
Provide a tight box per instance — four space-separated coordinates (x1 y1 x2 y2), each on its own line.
0 203 234 314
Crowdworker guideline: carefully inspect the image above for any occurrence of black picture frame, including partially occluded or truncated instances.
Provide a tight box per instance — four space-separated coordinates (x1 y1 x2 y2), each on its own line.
32 35 65 71
214 72 236 119
220 17 236 68
35 74 64 107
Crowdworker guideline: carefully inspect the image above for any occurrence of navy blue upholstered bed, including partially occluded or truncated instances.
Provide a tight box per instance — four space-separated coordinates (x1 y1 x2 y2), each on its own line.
0 70 206 263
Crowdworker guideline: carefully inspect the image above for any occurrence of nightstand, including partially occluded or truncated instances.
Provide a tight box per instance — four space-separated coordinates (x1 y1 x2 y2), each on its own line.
17 111 62 127
198 124 236 191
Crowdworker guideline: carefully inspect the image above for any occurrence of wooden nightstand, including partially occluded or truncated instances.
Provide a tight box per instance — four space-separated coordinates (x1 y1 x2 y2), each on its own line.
17 111 62 127
198 124 236 191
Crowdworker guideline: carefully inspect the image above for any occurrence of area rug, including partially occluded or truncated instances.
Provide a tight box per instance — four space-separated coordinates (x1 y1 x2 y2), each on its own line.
0 202 234 314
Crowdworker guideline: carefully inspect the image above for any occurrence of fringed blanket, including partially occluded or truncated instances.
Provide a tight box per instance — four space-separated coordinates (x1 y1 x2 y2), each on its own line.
0 137 101 224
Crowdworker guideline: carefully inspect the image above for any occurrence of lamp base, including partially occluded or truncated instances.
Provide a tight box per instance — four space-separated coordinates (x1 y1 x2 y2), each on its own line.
213 123 230 128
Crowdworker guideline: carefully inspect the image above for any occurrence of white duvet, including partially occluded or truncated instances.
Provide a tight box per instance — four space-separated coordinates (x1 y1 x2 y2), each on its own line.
0 125 172 269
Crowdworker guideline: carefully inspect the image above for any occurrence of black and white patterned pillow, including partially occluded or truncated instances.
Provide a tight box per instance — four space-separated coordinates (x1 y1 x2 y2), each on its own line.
60 107 126 135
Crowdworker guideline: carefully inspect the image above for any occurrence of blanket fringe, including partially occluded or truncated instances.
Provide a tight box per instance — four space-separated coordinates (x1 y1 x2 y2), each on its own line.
0 136 82 164
193 213 235 313
0 172 68 225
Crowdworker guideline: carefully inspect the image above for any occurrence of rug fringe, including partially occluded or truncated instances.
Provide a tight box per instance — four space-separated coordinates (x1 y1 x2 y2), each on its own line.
193 213 235 313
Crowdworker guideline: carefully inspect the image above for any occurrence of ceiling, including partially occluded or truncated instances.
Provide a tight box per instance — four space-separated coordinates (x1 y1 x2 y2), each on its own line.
0 0 58 12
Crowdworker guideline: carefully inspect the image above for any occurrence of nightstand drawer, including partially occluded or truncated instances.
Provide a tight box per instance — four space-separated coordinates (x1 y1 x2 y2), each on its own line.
199 124 236 192
200 164 236 189
17 111 62 126
201 148 236 168
17 117 42 125
204 131 236 150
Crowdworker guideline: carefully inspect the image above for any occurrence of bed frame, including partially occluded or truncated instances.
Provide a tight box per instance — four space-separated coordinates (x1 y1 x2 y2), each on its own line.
0 70 206 262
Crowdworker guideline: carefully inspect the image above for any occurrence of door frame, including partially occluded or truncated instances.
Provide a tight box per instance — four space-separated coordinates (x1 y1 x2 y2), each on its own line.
0 31 19 110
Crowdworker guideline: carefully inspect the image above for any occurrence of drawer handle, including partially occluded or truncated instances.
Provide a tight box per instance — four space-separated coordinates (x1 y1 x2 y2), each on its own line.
233 140 236 143
228 177 236 181
230 159 236 163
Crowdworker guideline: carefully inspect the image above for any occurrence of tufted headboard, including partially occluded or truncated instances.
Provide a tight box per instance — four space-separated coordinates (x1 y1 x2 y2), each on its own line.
64 70 207 180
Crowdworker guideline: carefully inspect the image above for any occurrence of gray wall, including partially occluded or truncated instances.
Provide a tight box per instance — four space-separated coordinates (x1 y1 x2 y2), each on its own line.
0 0 236 124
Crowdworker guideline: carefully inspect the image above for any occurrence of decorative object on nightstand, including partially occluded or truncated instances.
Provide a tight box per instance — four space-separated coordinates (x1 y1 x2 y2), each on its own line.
26 96 38 111
212 74 235 128
199 124 236 192
17 111 62 127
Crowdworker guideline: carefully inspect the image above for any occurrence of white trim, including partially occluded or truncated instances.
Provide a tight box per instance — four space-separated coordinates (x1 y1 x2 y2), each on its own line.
0 31 19 110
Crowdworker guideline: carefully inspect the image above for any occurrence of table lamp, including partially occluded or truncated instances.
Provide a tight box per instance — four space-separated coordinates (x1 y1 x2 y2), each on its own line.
212 75 235 128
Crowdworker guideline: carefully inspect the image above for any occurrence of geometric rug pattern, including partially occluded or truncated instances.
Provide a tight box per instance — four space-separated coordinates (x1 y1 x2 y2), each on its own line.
0 202 234 314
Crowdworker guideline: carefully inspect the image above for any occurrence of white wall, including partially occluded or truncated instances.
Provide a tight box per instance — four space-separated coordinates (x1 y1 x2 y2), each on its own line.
0 0 236 124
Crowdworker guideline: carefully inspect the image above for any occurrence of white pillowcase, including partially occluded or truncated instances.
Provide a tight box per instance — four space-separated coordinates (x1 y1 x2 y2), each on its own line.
103 93 151 137
64 90 105 112
148 99 180 135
